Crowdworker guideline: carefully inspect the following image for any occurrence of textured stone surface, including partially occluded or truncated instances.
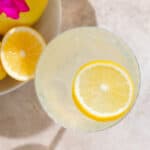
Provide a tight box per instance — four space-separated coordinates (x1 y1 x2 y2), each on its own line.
0 0 150 149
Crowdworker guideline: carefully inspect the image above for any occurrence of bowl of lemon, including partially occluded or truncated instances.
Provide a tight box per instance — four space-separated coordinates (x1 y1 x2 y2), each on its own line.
0 0 61 95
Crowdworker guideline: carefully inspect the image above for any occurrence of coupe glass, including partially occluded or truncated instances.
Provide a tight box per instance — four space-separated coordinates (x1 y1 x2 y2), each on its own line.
35 27 140 132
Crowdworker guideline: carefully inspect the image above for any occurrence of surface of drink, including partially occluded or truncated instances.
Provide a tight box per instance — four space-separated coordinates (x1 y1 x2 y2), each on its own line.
35 27 140 132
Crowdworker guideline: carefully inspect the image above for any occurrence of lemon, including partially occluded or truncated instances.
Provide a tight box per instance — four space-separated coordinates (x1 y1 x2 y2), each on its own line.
0 0 48 35
0 42 7 80
0 63 6 80
72 60 135 122
1 26 46 81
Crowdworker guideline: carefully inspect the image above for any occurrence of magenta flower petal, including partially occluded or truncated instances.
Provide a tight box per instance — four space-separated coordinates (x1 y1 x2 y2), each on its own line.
0 0 12 6
3 7 19 19
0 9 2 14
13 0 29 12
0 0 29 19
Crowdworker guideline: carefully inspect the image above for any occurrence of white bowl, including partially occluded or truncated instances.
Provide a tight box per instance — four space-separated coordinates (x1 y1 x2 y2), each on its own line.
0 0 62 96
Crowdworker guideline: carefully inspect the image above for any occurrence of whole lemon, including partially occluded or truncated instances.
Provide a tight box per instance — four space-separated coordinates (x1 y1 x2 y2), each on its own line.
0 42 7 80
0 0 48 35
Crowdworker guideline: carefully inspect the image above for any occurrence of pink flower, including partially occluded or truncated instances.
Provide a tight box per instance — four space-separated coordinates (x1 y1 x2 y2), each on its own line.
0 0 30 19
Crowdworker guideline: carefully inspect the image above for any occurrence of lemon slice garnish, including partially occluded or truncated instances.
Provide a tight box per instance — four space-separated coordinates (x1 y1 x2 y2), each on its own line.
72 60 135 122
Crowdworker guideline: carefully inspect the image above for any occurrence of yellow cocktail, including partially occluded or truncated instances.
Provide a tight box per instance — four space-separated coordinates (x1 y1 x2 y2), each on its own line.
35 27 140 132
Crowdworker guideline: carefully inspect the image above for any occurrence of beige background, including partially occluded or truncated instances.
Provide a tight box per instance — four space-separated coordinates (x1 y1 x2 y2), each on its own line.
0 0 150 149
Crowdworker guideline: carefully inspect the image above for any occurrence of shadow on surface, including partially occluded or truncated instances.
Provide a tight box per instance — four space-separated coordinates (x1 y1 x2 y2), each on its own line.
13 144 48 150
13 127 66 150
49 127 66 150
0 81 51 138
61 0 97 31
0 0 96 142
